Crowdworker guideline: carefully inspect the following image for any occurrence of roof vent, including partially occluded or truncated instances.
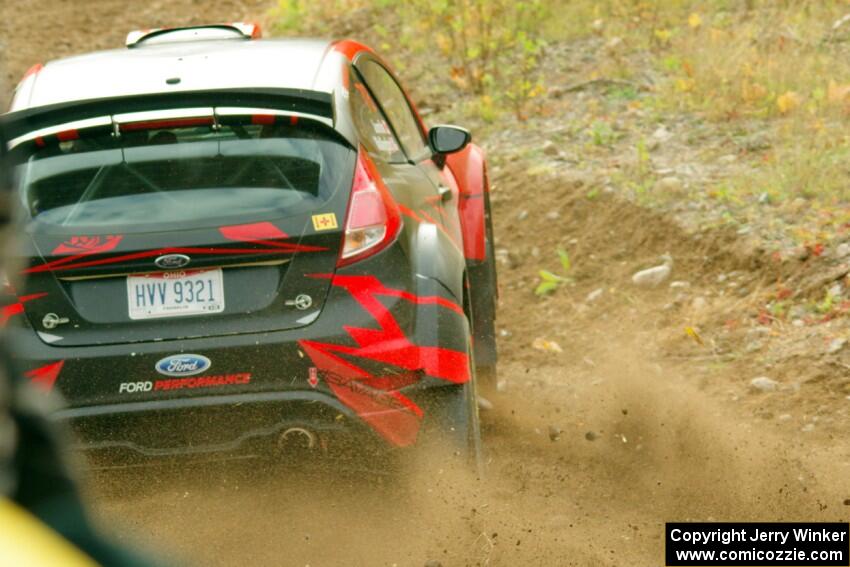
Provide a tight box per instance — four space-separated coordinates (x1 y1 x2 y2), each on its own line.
126 22 262 48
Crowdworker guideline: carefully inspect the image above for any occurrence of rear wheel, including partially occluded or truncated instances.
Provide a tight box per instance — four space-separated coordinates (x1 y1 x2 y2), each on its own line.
415 325 483 476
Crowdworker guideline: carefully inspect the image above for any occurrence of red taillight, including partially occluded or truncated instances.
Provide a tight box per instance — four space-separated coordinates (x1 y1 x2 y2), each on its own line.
337 150 402 267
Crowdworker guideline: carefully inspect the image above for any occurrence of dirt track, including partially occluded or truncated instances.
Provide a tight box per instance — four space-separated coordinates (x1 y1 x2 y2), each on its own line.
83 182 850 567
3 2 850 566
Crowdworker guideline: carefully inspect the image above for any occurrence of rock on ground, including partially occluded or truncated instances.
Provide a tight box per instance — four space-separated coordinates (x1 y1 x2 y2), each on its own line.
586 288 604 302
750 376 779 392
632 265 671 287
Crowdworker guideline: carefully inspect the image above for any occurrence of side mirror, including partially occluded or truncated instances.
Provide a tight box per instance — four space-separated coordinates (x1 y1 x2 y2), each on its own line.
428 125 471 155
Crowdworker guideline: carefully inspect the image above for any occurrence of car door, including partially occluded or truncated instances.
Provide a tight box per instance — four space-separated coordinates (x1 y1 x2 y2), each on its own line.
351 57 463 253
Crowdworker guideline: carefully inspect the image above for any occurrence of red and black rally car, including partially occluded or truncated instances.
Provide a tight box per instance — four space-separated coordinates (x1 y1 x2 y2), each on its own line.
1 23 497 467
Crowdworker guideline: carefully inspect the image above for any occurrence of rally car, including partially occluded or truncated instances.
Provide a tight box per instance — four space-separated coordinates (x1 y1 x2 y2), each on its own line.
0 23 497 467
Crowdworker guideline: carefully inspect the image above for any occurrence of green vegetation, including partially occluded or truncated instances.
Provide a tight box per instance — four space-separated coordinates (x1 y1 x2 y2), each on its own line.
535 249 573 296
592 2 850 206
270 0 850 243
271 0 549 120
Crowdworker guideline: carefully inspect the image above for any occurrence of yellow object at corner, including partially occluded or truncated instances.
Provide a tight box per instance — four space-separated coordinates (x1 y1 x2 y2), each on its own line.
0 498 99 567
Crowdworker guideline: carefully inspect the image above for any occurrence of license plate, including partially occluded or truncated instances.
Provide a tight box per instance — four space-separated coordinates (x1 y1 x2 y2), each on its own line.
127 269 225 320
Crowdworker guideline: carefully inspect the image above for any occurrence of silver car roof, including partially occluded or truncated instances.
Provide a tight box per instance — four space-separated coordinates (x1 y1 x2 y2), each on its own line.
11 38 338 111
7 37 362 147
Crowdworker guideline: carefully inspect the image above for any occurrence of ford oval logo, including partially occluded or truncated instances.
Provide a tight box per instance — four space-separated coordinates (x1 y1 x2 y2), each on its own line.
155 354 211 377
155 254 191 269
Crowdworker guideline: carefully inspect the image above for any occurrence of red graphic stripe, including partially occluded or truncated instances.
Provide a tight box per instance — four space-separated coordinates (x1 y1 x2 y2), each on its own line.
398 204 460 248
52 235 123 256
20 63 43 81
382 288 464 315
219 222 289 242
310 273 464 316
299 341 422 447
297 274 469 447
386 390 425 418
24 360 65 392
314 274 468 382
332 39 374 61
26 243 326 274
397 203 421 222
0 293 48 327
219 222 310 251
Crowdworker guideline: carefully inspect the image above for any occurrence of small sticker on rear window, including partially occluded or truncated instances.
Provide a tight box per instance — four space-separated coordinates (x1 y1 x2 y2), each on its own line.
312 213 338 231
371 120 392 135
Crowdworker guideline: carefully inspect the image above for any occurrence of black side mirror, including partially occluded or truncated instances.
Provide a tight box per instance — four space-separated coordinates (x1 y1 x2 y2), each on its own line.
428 125 471 155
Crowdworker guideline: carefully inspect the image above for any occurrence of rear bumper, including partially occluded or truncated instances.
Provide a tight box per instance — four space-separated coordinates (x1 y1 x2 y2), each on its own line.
60 390 379 459
12 250 470 455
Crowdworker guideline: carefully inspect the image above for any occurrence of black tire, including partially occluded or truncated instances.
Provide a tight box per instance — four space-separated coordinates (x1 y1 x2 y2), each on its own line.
415 326 483 476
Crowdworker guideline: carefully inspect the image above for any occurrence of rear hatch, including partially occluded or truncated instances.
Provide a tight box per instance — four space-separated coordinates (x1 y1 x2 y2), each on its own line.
11 108 354 346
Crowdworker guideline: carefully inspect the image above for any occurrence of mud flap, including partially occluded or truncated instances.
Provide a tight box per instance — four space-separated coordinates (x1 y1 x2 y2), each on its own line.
416 376 483 475
468 189 498 386
469 261 497 367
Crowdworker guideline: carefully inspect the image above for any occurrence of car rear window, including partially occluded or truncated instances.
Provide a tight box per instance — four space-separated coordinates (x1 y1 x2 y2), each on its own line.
14 119 355 232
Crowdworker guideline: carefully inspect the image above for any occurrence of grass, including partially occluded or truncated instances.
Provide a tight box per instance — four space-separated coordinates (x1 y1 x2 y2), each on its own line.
556 0 850 246
651 7 850 120
269 0 850 131
732 124 850 201
268 0 850 243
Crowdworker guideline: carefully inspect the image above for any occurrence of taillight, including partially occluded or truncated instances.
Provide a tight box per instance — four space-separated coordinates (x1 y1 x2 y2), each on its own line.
337 150 402 267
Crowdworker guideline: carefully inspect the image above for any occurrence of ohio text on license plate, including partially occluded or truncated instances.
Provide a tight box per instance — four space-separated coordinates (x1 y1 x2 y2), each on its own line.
127 269 225 320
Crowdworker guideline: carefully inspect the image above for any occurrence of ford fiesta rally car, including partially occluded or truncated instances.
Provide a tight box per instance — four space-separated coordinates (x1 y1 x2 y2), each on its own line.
1 23 498 467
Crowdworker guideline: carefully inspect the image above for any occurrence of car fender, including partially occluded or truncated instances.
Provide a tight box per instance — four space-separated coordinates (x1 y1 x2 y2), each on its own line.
446 143 498 369
446 143 488 263
410 222 464 303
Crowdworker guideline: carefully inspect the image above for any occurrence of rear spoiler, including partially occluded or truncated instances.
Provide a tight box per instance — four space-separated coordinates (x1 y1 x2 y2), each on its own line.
0 88 334 142
126 23 262 48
